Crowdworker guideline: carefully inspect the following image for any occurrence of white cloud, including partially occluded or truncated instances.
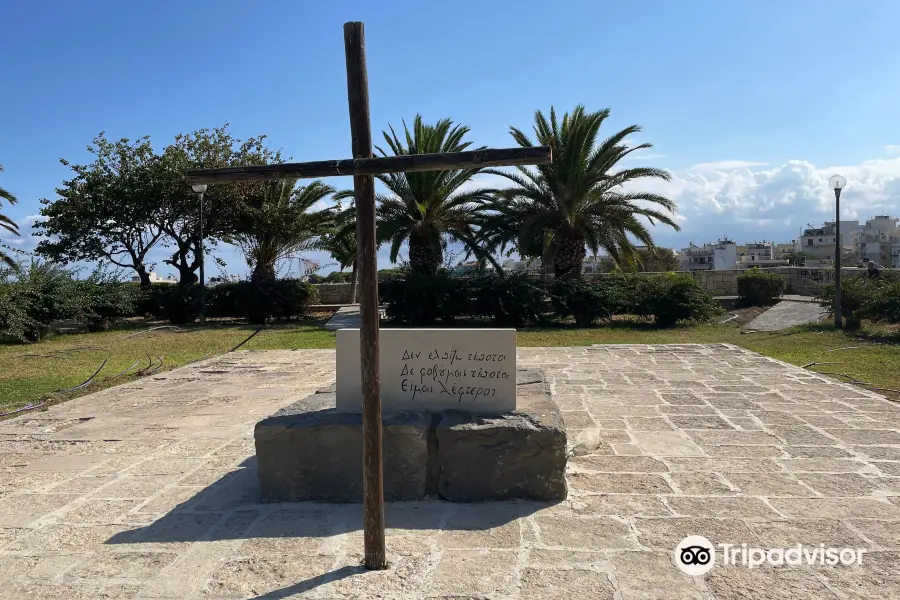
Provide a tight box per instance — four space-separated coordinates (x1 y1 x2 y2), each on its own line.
885 145 900 156
632 157 900 248
687 160 768 172
21 214 47 225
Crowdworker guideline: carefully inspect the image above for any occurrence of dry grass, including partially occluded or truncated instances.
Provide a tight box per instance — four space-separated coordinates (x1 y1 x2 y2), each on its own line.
2 314 898 416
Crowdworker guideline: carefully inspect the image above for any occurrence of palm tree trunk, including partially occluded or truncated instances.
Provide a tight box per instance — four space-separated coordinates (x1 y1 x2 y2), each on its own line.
251 261 277 285
409 233 439 274
554 229 587 278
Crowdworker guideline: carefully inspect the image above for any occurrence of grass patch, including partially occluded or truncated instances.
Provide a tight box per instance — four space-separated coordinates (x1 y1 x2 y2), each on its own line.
2 316 898 415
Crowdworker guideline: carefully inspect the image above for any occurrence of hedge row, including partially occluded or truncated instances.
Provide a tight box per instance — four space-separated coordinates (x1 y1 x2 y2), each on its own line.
138 280 319 324
380 272 723 327
0 263 319 342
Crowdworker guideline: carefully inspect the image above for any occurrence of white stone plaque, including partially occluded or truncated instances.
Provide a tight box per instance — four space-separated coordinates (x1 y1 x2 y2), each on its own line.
336 329 516 415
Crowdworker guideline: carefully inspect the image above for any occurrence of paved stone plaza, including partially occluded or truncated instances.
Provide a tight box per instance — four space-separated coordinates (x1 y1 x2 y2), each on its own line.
1 344 899 598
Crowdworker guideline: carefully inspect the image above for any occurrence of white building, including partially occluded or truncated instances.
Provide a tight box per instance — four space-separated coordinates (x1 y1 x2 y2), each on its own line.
774 242 796 260
855 215 900 268
129 271 176 284
736 242 790 269
794 222 856 263
501 258 542 273
679 239 737 271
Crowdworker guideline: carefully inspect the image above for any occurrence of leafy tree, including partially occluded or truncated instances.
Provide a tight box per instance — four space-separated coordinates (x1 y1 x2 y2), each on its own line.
0 165 19 268
153 125 280 284
229 178 334 284
481 105 679 278
34 135 163 285
374 115 496 274
633 247 680 272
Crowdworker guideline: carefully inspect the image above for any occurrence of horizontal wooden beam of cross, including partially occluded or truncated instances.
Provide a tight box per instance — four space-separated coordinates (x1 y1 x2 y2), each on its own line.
184 146 551 185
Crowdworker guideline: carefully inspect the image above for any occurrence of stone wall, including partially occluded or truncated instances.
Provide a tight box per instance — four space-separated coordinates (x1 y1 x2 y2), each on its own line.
312 283 353 304
684 267 896 297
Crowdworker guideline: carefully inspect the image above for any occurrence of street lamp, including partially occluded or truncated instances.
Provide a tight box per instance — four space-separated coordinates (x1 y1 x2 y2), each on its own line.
828 174 847 328
191 184 208 326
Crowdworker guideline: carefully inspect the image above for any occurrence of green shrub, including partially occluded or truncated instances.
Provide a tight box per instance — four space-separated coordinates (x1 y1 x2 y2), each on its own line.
822 277 900 326
867 279 900 324
818 277 866 328
0 260 80 341
382 272 469 325
155 284 200 325
737 269 786 306
551 277 622 326
212 279 318 324
73 280 139 331
69 267 139 332
596 274 639 315
632 273 722 326
469 274 549 326
268 279 319 321
0 281 39 342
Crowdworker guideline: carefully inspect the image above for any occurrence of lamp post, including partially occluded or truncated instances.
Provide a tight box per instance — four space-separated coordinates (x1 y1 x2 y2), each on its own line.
828 174 847 328
191 184 208 326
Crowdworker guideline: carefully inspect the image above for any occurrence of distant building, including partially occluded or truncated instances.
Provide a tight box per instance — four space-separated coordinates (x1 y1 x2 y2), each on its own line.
794 215 899 268
774 242 796 260
208 274 240 286
450 262 495 276
679 239 737 271
501 258 542 273
736 242 789 269
794 221 857 263
856 215 900 267
129 271 176 284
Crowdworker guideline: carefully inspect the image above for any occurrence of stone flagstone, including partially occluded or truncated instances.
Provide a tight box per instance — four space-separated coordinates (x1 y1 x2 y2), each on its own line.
0 344 898 598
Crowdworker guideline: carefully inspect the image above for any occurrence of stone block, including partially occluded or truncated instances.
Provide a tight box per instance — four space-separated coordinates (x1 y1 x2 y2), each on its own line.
255 369 567 503
255 391 431 502
436 372 567 501
336 328 516 415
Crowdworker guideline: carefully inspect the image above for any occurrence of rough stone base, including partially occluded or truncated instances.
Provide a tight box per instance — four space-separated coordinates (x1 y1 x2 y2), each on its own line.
254 369 567 502
437 371 567 501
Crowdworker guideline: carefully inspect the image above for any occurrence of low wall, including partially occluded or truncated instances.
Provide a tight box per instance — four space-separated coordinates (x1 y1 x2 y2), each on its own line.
312 283 353 304
688 267 896 297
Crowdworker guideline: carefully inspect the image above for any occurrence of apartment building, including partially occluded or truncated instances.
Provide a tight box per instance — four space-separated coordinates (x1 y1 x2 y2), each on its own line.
679 239 737 271
855 215 900 267
736 242 790 269
794 221 857 263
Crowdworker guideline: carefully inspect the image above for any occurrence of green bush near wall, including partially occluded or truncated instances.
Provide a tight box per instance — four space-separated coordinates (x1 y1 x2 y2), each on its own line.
737 269 786 307
382 272 721 328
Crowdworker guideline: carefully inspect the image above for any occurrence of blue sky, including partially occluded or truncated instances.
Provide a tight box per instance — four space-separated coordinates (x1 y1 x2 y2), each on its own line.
2 0 900 277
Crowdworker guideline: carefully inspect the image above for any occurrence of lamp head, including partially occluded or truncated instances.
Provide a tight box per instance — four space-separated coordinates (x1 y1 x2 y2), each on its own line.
191 184 208 194
828 174 847 190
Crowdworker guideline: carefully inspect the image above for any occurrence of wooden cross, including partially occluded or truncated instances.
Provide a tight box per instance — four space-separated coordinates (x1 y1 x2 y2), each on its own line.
186 22 551 570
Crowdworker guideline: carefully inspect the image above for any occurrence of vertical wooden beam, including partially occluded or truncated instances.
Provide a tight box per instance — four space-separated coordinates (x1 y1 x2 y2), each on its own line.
343 21 387 571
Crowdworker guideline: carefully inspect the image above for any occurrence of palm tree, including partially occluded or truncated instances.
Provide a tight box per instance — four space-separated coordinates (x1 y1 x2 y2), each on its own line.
374 115 496 274
0 165 20 268
316 197 359 302
230 179 335 283
480 105 679 278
